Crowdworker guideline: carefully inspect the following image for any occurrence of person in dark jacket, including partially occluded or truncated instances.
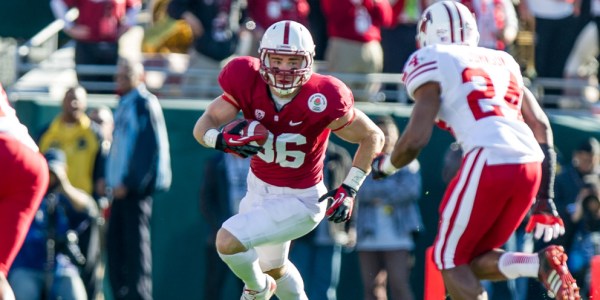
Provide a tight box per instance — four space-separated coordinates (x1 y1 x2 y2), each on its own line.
105 57 171 300
167 0 245 98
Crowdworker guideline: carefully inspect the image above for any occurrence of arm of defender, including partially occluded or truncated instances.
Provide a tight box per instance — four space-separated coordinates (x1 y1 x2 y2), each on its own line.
521 87 564 242
373 82 441 179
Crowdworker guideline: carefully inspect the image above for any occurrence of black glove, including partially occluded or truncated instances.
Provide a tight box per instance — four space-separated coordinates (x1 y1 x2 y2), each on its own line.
318 184 357 223
215 120 262 158
371 153 391 180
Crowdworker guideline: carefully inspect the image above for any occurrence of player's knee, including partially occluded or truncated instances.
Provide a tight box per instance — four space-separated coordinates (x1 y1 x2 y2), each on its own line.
215 228 246 255
264 265 287 280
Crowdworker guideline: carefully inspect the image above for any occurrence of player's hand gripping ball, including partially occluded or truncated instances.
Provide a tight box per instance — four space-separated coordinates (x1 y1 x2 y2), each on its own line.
221 119 269 147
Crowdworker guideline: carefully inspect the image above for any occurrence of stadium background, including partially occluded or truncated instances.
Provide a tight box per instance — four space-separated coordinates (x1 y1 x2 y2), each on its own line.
12 96 600 299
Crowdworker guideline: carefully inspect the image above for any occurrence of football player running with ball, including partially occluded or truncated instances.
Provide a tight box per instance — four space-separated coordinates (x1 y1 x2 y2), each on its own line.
193 20 384 300
371 2 580 300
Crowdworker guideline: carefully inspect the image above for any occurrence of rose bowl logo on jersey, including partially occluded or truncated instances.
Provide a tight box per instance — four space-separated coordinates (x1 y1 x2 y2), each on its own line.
255 109 265 120
308 93 327 113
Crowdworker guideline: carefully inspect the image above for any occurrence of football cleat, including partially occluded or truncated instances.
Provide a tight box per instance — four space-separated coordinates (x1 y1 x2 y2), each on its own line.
240 274 277 300
537 245 581 300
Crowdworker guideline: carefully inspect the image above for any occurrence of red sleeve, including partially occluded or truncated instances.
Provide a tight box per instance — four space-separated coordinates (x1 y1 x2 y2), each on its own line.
323 76 354 125
126 0 141 8
390 0 405 27
364 0 393 27
218 57 258 104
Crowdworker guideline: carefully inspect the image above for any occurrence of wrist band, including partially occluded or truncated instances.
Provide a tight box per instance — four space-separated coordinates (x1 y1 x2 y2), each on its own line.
382 155 399 175
203 128 220 148
343 167 367 191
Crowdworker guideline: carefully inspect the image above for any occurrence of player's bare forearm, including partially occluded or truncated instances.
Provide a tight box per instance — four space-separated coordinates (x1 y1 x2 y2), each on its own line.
390 83 439 168
522 87 553 146
333 109 384 172
193 95 239 147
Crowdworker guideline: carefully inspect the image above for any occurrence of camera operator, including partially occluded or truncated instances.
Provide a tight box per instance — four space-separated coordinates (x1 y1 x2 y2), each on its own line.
567 175 600 297
8 148 98 300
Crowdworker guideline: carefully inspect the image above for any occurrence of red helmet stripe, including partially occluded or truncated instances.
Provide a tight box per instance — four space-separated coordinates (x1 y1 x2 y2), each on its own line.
283 21 290 44
450 1 465 43
442 2 455 43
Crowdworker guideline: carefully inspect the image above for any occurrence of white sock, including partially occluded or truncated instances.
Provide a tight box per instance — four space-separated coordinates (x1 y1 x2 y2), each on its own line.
274 262 308 300
218 249 266 291
498 252 540 279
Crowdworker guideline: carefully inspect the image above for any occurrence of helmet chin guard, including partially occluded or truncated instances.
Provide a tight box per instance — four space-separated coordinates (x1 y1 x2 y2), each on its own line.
259 21 315 93
416 1 479 48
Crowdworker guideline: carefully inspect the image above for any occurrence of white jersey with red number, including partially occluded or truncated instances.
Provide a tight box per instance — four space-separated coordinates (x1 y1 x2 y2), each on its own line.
219 56 353 189
0 85 38 152
402 44 543 165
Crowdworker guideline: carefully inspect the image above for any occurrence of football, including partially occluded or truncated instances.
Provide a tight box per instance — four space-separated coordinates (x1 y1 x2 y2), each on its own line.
222 119 269 146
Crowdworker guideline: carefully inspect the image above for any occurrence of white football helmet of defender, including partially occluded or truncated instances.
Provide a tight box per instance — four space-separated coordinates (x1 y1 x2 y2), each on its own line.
416 1 479 48
259 20 315 96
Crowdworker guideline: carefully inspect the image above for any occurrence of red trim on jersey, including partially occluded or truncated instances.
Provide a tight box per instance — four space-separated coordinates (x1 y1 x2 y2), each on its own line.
331 109 355 132
283 21 290 44
220 93 240 109
405 61 436 79
442 2 455 43
405 60 438 88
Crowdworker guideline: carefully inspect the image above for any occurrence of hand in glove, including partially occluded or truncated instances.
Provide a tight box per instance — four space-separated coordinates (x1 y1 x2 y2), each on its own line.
525 197 565 242
318 184 357 223
215 119 263 158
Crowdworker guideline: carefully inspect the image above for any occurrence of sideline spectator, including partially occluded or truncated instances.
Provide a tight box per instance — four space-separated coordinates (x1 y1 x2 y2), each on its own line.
460 0 519 51
50 0 142 94
199 153 249 300
519 0 581 98
289 141 355 300
142 0 194 54
246 0 311 57
555 137 600 248
0 83 49 300
37 86 107 300
9 148 98 300
356 116 423 300
167 0 245 98
568 175 600 298
380 0 428 102
321 0 393 102
105 58 171 300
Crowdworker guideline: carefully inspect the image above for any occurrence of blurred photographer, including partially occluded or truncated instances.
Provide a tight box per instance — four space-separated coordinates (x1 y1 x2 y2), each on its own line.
8 148 98 300
567 175 600 297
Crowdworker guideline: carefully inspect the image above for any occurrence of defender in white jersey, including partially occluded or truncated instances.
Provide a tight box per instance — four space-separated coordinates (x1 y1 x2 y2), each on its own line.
372 2 580 299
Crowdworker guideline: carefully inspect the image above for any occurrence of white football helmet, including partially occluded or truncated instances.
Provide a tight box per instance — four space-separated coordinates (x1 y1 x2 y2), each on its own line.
416 1 479 48
259 20 315 96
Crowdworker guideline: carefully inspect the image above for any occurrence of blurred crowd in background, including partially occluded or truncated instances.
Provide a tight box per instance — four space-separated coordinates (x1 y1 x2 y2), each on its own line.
2 0 600 299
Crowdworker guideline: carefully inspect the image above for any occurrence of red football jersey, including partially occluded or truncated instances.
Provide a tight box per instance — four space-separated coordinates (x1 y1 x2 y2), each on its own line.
219 57 354 189
64 0 140 42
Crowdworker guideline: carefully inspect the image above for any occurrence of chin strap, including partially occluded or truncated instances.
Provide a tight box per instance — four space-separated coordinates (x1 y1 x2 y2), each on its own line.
272 87 298 96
